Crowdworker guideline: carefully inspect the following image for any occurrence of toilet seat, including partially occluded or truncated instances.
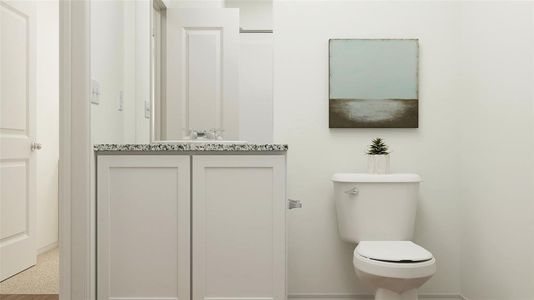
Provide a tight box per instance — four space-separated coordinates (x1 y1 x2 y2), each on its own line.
357 241 433 263
353 241 436 279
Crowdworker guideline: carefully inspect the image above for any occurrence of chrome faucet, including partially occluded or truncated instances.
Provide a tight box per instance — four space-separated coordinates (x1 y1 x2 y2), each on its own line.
188 129 224 140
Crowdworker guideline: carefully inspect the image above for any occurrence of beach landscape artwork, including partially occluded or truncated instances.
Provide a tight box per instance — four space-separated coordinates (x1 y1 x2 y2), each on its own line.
329 39 419 128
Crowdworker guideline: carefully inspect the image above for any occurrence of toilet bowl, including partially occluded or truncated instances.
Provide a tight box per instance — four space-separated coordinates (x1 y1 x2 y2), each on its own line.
353 241 436 300
332 173 436 300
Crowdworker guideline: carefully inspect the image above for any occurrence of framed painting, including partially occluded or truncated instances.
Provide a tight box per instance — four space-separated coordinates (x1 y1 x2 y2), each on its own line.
329 39 419 128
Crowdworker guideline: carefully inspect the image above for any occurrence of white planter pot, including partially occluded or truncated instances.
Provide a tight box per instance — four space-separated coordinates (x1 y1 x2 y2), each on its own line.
367 155 390 174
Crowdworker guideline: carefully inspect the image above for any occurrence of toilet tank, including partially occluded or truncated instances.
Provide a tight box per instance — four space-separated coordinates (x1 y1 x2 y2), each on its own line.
332 173 422 243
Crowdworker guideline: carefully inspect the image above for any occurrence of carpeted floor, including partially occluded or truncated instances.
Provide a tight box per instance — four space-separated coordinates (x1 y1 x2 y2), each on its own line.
0 295 58 300
0 248 59 294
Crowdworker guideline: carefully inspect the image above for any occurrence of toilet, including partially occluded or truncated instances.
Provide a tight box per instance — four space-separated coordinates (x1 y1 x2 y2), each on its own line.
332 173 436 300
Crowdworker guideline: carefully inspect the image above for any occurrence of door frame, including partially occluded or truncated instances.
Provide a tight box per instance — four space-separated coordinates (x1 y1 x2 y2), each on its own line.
59 1 93 299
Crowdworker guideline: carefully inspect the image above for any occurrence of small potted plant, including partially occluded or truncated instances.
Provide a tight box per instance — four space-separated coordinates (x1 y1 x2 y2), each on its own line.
367 138 390 174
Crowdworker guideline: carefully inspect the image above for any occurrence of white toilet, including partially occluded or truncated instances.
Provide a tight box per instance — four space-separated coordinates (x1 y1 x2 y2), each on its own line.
332 173 436 300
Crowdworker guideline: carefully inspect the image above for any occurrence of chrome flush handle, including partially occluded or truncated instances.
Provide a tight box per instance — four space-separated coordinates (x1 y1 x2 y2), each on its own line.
344 187 359 196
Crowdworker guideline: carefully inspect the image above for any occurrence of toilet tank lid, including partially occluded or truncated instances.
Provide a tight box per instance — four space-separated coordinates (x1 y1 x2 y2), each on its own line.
332 173 422 183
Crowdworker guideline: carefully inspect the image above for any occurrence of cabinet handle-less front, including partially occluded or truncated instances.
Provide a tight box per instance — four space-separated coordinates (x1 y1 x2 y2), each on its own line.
288 199 302 209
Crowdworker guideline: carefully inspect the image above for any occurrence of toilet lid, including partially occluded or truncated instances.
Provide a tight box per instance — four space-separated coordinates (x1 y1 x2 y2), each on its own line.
356 241 433 263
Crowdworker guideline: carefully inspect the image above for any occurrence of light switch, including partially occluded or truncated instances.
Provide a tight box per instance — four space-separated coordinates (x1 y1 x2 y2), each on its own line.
118 91 124 111
91 79 101 105
145 101 151 119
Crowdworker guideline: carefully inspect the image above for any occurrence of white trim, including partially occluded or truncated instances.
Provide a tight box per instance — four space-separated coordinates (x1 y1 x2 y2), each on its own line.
287 293 465 300
37 241 58 255
59 1 92 299
205 298 274 300
59 1 71 298
420 295 466 300
109 298 178 300
288 295 372 300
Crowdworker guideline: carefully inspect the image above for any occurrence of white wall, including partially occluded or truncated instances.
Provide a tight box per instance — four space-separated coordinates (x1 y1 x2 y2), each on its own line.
36 0 59 252
459 2 534 299
274 1 534 298
239 34 273 143
273 1 462 296
225 0 272 30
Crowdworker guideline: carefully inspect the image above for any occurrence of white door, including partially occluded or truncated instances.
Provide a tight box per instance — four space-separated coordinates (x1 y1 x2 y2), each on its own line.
165 8 239 140
192 155 286 300
0 0 37 281
97 155 191 300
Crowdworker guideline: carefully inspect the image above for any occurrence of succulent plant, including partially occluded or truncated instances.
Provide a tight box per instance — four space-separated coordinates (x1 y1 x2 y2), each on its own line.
367 138 389 155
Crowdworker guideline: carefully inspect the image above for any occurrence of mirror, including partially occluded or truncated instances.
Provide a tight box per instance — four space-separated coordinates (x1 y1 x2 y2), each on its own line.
150 0 274 143
89 0 273 144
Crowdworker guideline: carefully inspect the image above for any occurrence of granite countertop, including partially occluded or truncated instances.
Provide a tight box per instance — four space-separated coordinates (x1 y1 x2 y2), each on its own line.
94 143 288 152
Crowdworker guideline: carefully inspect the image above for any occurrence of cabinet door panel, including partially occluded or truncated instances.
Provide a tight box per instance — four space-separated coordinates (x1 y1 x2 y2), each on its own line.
97 155 191 300
192 155 286 300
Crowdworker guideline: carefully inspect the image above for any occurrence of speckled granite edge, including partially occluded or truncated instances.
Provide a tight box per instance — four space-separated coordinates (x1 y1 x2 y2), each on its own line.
94 143 288 152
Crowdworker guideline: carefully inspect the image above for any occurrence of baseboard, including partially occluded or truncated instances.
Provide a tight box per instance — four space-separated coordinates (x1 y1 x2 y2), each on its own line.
419 294 466 300
420 294 466 300
206 298 273 300
109 298 177 300
288 293 465 300
37 241 58 255
289 294 373 300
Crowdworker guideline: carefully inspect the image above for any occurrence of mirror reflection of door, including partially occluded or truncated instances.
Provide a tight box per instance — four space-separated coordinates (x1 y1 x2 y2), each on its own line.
154 5 240 141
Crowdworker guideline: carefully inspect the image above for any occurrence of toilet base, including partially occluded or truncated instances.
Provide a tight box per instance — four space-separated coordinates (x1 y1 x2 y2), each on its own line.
375 288 417 300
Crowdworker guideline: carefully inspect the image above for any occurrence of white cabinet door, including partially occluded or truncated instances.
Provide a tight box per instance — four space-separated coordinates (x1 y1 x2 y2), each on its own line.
0 0 37 281
164 8 239 140
97 155 191 300
192 155 286 300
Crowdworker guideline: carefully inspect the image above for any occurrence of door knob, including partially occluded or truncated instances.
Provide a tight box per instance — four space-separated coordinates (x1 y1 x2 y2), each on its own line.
31 141 42 151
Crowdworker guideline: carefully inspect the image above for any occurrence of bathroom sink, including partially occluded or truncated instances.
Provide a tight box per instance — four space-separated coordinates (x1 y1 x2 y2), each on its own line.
154 140 248 145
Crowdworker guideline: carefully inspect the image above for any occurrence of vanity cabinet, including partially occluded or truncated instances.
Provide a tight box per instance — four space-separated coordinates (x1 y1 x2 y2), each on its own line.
97 154 287 300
